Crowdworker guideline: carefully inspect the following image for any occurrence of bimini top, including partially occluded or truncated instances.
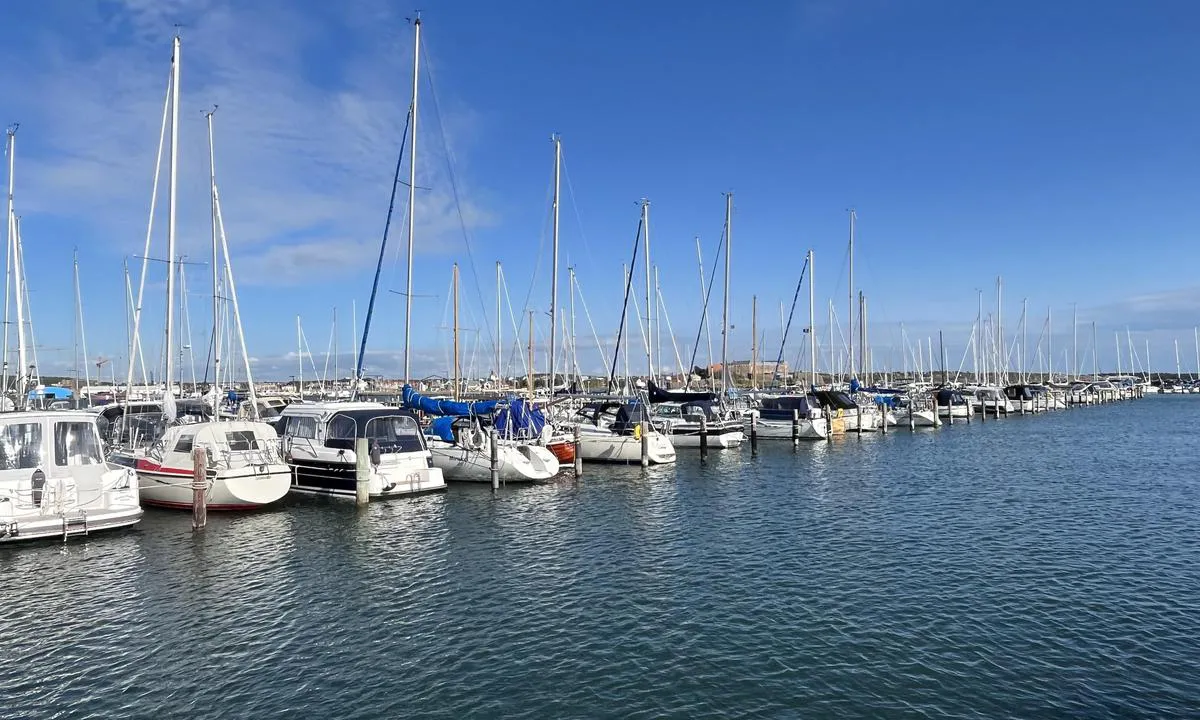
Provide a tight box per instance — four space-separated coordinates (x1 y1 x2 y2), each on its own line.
647 380 716 404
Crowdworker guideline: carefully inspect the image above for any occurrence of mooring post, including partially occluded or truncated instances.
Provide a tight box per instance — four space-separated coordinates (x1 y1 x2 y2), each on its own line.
947 399 954 425
791 409 799 447
699 414 709 460
881 403 888 434
640 421 650 467
354 437 370 507
490 426 500 490
573 424 583 478
966 399 972 424
856 405 863 436
750 413 758 454
908 402 915 431
192 446 207 531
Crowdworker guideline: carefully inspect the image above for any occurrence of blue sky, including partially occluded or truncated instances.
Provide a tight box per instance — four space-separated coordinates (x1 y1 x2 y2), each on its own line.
3 0 1200 381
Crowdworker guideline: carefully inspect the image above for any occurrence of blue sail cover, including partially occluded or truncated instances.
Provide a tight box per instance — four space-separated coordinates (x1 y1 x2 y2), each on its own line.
402 385 498 417
494 398 547 440
428 416 457 442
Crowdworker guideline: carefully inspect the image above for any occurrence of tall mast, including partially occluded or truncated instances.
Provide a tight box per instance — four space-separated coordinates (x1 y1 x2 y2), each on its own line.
1115 332 1122 376
332 307 338 392
549 135 561 393
996 276 1003 383
205 107 221 400
828 299 834 383
1048 306 1053 383
2 125 14 402
847 208 855 380
13 217 27 404
750 295 757 390
1021 297 1027 383
495 261 501 388
526 309 534 395
452 263 460 401
297 315 303 400
1174 338 1181 381
1092 321 1098 380
351 300 357 390
569 267 577 387
695 236 714 387
1194 327 1199 380
808 249 816 389
721 192 732 393
974 290 982 384
164 34 180 399
1072 303 1078 380
641 198 652 384
402 14 422 385
858 291 866 382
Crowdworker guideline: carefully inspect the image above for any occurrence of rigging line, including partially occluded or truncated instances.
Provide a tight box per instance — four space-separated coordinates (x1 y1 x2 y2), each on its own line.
686 224 726 378
607 214 644 392
558 149 599 272
420 41 495 354
772 255 809 385
355 105 410 392
513 173 555 344
571 272 611 377
656 284 687 380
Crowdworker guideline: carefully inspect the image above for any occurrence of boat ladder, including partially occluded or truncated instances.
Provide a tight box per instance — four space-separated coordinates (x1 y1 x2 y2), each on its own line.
61 512 89 541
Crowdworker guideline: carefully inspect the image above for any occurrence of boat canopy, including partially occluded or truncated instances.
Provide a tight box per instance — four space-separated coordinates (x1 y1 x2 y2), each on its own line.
813 390 857 410
494 397 547 440
647 380 715 404
760 394 819 418
402 385 498 417
935 388 969 405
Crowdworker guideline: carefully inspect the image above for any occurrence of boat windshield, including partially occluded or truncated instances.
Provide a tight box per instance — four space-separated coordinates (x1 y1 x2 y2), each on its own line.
54 421 105 466
110 412 164 450
364 415 425 453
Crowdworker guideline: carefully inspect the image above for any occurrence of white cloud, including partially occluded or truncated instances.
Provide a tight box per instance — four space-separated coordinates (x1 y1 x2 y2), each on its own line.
4 0 495 287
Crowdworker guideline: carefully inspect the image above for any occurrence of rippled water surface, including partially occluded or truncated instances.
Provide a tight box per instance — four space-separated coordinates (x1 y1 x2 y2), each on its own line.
3 397 1199 718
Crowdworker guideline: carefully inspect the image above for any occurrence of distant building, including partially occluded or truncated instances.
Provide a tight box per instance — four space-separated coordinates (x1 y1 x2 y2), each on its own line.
711 360 790 385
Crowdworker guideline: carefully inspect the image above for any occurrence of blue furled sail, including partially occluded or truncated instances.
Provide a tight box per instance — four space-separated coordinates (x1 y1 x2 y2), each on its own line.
494 398 546 440
402 385 498 417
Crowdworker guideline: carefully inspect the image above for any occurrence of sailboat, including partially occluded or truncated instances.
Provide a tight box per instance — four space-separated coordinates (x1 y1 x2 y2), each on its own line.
108 36 290 510
0 127 143 542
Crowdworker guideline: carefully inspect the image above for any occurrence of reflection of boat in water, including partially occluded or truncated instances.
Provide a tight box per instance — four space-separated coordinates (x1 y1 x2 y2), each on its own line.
0 410 142 543
278 402 446 499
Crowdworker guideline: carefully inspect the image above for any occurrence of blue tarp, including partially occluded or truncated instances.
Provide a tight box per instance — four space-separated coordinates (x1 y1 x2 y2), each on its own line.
494 398 546 440
428 416 457 443
30 386 72 400
402 385 498 417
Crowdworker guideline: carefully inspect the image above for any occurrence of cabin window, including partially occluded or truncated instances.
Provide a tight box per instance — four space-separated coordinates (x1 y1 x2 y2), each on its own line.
364 416 424 453
174 435 195 454
226 430 260 451
0 423 44 470
328 416 357 440
54 422 105 466
288 417 317 440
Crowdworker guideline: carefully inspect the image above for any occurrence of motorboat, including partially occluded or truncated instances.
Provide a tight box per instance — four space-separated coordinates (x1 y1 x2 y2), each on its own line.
0 410 142 543
278 401 446 499
747 393 828 440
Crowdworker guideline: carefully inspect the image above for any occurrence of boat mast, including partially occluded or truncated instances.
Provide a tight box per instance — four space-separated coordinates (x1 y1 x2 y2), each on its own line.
808 249 816 389
1048 306 1053 384
1194 327 1199 380
2 125 14 403
859 291 866 384
164 34 180 402
452 263 459 401
721 192 731 394
495 261 501 388
974 290 981 384
694 236 714 389
996 276 1003 384
205 107 221 403
641 198 652 385
1072 302 1078 380
1115 332 1122 377
1020 297 1027 383
526 309 534 395
1092 321 1098 380
828 299 834 383
569 266 577 388
847 208 855 381
402 14 422 386
750 295 757 390
1174 338 1181 382
297 316 303 400
549 135 560 393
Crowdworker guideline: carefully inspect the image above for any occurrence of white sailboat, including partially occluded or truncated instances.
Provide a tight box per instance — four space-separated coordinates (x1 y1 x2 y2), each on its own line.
110 36 290 510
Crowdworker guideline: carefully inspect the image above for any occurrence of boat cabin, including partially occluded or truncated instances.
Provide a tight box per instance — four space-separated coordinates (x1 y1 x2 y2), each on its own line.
758 394 823 420
277 402 428 456
0 411 111 513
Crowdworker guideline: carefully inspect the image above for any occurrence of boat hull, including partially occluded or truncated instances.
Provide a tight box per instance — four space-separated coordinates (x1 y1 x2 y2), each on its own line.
288 457 446 499
132 460 292 510
428 441 561 482
576 429 676 464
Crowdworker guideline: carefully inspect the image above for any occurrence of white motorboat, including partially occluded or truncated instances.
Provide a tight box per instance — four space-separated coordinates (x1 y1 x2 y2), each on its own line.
278 402 446 499
0 410 142 543
969 386 1014 414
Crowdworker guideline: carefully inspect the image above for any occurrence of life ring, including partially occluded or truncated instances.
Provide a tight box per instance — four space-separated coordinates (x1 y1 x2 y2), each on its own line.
633 424 642 440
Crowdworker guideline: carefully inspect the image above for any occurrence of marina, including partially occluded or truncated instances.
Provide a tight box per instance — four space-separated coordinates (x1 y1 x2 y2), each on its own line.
3 395 1198 717
2 2 1200 716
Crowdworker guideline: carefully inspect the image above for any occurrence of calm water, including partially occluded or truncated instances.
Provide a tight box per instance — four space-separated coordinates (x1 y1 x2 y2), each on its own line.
3 397 1198 718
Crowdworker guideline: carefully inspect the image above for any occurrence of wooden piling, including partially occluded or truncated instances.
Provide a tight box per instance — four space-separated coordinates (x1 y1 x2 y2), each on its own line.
573 424 583 478
191 446 207 531
750 413 758 454
699 414 709 460
792 409 800 447
354 437 370 507
856 405 863 436
490 426 500 490
640 421 650 467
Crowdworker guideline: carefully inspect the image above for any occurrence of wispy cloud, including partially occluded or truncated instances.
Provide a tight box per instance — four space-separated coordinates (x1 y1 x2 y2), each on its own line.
4 0 495 286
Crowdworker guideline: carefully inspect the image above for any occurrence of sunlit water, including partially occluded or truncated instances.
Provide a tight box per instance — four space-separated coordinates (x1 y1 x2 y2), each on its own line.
2 397 1198 718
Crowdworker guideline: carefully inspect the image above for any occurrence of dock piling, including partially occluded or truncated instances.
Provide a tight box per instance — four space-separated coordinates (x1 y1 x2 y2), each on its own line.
640 421 650 467
573 425 583 477
750 413 758 454
699 414 709 460
354 437 370 507
489 427 500 490
191 446 207 531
